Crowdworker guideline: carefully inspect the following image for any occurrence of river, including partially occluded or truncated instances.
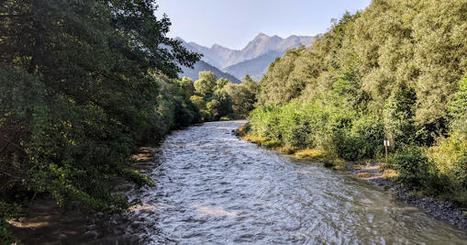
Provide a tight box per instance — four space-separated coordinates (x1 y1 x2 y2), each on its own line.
105 121 466 244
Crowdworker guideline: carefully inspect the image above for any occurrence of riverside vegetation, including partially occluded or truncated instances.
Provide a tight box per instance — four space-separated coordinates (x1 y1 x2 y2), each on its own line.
0 1 256 242
240 0 466 208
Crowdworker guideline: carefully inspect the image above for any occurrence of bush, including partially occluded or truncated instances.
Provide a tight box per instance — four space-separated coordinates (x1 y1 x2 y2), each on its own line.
333 133 362 161
351 115 385 159
0 201 19 244
393 147 431 187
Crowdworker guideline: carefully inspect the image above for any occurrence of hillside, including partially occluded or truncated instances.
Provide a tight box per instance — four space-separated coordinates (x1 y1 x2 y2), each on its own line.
181 60 241 83
224 50 283 80
225 33 314 67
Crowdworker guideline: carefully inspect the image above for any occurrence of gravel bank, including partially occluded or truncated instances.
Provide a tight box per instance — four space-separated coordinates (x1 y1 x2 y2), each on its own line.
349 163 467 230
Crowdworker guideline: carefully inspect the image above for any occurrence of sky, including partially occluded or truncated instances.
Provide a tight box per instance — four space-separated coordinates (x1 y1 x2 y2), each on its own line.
156 0 372 50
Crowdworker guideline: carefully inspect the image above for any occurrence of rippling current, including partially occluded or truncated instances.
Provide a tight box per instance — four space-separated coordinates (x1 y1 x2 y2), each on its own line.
122 121 466 244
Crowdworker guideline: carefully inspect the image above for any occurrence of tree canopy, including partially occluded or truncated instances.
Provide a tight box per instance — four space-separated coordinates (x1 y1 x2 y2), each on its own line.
0 1 201 242
248 0 466 206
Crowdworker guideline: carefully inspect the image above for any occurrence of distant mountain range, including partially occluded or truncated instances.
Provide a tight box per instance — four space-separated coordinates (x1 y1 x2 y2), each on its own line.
178 33 315 82
224 50 283 81
181 60 241 84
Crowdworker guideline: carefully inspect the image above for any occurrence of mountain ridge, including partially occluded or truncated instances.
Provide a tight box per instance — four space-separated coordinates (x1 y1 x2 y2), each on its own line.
180 60 241 84
179 33 316 81
224 50 283 81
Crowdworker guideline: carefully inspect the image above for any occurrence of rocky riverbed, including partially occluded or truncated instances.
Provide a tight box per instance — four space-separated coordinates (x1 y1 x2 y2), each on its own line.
349 163 467 230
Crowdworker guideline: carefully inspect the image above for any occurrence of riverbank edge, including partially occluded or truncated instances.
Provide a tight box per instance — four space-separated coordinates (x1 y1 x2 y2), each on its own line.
234 124 467 230
7 147 161 244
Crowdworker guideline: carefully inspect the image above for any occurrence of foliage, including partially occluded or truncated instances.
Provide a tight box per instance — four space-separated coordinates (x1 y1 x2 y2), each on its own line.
393 147 431 187
190 73 258 121
425 78 467 204
334 114 385 161
448 78 467 131
257 0 466 141
248 101 384 161
0 201 20 244
383 85 417 146
194 71 217 98
0 0 202 239
247 0 466 203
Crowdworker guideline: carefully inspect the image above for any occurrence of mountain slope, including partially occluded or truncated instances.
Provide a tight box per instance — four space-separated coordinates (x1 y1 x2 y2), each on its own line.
223 33 314 67
224 50 283 80
181 60 241 83
178 33 316 81
179 33 315 69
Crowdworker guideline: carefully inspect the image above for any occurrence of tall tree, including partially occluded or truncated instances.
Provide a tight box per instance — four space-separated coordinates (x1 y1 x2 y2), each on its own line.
0 1 201 234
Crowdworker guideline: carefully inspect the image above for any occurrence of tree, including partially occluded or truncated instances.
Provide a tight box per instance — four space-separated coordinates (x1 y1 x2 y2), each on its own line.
194 72 217 98
179 77 196 96
216 78 231 90
246 0 466 205
0 1 201 240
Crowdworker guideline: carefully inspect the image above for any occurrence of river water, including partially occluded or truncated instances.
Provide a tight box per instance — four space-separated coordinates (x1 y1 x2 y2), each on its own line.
121 121 466 244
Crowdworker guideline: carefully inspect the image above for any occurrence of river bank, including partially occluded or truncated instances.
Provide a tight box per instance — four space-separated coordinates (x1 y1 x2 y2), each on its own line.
235 124 467 231
8 147 160 244
350 163 467 230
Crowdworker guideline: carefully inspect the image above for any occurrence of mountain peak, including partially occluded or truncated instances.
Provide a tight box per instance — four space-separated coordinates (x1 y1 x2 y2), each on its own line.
256 32 270 38
175 37 186 43
211 43 226 49
180 33 317 79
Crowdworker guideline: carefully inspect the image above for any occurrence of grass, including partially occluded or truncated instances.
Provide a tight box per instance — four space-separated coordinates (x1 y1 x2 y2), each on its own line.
295 148 325 159
382 169 398 179
238 128 348 170
357 172 374 178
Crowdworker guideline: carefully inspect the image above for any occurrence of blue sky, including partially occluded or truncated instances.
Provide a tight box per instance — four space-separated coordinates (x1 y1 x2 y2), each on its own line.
156 0 371 50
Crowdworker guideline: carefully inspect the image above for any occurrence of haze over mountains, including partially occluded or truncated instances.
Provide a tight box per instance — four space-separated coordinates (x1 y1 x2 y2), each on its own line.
180 60 241 84
179 33 315 82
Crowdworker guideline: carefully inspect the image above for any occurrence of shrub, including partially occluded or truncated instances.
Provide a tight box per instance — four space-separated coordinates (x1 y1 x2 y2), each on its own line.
0 201 19 244
351 115 385 159
393 147 431 187
333 133 362 161
264 111 282 142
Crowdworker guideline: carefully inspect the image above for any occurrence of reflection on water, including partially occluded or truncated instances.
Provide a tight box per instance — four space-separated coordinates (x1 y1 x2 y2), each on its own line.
121 121 466 244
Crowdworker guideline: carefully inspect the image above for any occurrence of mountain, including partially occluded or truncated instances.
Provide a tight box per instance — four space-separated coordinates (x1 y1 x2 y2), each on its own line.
224 50 283 81
178 33 315 82
180 60 241 84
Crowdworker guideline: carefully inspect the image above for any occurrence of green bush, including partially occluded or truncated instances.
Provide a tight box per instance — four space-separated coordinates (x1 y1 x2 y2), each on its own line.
0 201 19 244
351 115 385 159
333 132 363 161
264 111 283 142
393 147 431 188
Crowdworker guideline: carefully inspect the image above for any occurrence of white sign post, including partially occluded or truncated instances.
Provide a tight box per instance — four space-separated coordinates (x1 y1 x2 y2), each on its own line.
384 140 390 162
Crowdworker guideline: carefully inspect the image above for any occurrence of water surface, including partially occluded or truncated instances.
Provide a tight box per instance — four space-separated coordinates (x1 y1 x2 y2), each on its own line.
124 121 466 244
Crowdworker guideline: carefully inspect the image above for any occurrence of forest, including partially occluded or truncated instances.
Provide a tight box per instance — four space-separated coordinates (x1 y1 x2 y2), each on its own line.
241 0 466 207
